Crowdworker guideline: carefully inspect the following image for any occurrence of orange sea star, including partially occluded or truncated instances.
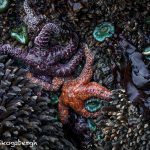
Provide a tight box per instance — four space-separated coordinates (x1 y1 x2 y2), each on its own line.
58 45 112 124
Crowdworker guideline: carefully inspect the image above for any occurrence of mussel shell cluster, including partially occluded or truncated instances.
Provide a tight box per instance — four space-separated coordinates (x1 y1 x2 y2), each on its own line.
93 89 150 150
0 55 77 150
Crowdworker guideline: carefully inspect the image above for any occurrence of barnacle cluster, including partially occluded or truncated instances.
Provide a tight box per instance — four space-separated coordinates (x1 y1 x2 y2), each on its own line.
93 89 150 150
0 55 77 150
0 0 22 42
93 47 117 90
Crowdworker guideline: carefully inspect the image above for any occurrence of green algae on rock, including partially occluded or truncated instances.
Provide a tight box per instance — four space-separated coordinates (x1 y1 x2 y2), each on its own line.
11 26 29 45
85 98 103 113
0 0 9 13
142 46 150 60
93 22 114 42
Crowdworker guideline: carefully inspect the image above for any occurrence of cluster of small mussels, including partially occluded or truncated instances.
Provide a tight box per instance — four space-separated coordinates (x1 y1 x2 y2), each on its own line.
0 0 22 41
0 0 32 54
0 55 77 150
92 89 150 150
120 1 150 50
93 46 115 90
29 0 116 43
92 39 122 90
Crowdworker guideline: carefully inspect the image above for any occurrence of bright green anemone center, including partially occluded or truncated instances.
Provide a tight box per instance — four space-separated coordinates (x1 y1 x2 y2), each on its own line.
85 98 103 112
93 22 114 42
96 26 109 37
100 26 109 33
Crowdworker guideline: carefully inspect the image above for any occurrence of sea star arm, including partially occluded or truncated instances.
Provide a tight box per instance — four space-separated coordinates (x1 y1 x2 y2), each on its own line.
76 82 112 101
24 0 34 16
48 48 84 77
26 72 64 91
72 44 94 85
60 32 79 60
0 44 27 60
0 44 44 70
34 23 60 48
23 0 44 29
58 96 70 124
47 33 79 64
23 0 33 16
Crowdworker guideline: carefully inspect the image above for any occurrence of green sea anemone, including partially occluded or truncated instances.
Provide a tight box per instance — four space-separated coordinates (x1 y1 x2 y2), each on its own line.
93 22 114 42
142 46 150 60
85 98 103 112
11 26 29 45
0 0 9 13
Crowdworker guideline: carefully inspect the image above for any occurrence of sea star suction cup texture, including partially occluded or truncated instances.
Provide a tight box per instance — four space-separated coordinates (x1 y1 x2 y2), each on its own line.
58 45 112 124
0 22 84 91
